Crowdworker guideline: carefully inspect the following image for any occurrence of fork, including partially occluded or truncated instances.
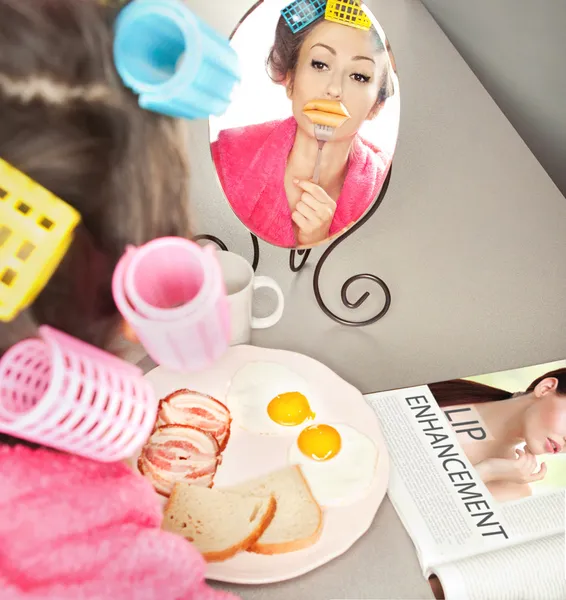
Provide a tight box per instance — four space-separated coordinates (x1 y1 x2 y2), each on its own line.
312 124 336 184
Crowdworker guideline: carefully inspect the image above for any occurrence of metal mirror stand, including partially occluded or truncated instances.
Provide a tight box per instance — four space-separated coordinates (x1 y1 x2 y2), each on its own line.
194 167 393 327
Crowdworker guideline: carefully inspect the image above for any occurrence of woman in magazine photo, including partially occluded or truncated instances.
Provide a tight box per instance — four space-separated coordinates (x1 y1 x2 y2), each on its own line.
0 1 237 598
429 368 566 503
427 368 566 599
211 6 395 248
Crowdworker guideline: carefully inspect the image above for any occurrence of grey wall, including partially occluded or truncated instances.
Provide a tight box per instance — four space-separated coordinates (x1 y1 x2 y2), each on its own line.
420 0 566 198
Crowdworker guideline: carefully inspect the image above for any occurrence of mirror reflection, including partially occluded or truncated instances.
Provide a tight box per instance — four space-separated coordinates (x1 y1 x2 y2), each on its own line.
210 0 400 249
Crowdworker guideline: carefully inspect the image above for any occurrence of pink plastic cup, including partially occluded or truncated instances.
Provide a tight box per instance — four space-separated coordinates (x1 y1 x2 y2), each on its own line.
0 326 157 462
112 237 230 372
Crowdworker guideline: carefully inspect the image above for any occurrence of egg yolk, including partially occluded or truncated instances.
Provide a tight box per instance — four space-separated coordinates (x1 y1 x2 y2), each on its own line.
267 392 315 426
297 424 342 461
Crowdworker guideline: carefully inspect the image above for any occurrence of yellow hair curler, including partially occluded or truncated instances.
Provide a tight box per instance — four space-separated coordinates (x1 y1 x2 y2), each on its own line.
0 158 81 322
325 0 372 31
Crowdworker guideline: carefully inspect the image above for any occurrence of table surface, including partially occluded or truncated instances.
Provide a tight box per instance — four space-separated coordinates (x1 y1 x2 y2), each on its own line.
141 0 566 598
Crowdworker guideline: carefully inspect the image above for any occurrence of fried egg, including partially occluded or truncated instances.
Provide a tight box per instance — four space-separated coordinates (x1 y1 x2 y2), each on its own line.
226 361 318 435
288 423 378 506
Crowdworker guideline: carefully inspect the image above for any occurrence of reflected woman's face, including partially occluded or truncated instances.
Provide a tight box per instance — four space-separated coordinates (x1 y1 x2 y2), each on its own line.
288 20 385 141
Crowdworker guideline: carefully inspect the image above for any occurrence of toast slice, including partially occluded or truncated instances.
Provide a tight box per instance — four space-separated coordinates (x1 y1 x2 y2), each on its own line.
162 484 276 562
228 465 323 554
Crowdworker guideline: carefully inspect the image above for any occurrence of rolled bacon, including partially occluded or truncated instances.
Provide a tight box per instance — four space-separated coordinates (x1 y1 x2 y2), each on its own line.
138 424 220 497
157 389 232 451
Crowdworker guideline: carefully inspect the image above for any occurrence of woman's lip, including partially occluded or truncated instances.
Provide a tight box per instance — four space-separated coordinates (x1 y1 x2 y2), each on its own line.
545 438 561 453
302 99 350 118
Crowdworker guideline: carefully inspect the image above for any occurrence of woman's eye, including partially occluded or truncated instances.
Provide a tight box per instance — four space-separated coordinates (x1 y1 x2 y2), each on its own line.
351 73 371 83
311 59 328 71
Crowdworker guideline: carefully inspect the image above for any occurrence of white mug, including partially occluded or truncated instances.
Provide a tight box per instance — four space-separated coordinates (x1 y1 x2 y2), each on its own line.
216 251 284 345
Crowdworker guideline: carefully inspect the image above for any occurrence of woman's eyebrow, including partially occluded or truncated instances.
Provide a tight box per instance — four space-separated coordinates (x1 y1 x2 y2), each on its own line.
311 43 335 54
352 55 375 63
310 44 375 64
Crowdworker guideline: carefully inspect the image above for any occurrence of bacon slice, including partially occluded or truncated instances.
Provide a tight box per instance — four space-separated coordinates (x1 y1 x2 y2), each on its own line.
157 389 232 451
138 425 220 497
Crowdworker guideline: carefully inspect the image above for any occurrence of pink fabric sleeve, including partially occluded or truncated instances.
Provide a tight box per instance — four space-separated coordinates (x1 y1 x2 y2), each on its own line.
0 446 240 600
1 525 239 600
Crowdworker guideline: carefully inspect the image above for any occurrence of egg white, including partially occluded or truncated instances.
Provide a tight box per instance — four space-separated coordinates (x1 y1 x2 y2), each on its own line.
225 361 319 435
288 423 378 506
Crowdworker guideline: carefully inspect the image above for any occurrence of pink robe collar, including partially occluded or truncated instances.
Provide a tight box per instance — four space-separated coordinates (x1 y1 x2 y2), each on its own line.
212 117 390 248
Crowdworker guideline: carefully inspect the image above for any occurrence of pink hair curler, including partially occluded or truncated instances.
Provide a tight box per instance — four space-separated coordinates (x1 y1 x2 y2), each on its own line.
112 237 230 372
0 326 157 462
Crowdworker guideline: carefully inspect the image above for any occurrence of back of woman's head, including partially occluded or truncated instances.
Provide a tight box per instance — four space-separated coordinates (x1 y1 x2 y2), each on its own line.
525 368 566 394
0 0 191 354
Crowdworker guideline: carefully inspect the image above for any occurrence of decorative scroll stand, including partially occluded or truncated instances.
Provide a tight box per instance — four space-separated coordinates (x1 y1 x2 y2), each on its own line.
195 168 393 327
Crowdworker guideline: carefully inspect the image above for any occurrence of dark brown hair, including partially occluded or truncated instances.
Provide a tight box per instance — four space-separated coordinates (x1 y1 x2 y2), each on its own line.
429 368 566 407
0 0 192 445
0 0 191 352
267 15 394 106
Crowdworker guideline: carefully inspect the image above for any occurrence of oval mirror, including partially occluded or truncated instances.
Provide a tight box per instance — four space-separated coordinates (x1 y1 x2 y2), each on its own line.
209 0 399 249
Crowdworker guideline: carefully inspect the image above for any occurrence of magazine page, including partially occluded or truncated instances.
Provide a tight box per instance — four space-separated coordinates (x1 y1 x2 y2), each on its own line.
367 386 513 570
430 532 566 600
366 359 566 573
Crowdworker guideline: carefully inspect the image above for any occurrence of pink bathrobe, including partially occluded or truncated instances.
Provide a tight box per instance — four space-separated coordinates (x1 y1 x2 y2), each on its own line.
0 444 238 600
211 117 390 248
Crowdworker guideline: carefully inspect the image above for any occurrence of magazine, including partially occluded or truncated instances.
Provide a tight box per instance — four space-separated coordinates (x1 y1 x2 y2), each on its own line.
366 359 566 600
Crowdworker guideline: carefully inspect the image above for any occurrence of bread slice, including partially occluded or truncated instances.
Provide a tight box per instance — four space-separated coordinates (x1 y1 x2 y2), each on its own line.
162 484 276 562
227 465 323 554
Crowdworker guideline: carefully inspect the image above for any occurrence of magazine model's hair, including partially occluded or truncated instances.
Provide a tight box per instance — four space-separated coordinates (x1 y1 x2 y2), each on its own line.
0 0 191 446
429 368 566 407
266 14 394 106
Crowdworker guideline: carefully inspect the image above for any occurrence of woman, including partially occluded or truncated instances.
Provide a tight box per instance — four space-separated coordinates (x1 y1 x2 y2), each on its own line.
0 1 236 598
212 11 394 248
430 368 566 502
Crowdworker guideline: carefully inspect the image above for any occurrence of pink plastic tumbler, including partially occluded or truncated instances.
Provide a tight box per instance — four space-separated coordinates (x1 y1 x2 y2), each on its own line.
112 237 230 372
0 326 157 462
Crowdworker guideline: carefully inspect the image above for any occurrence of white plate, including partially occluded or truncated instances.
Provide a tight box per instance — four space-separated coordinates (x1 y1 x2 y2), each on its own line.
143 345 389 584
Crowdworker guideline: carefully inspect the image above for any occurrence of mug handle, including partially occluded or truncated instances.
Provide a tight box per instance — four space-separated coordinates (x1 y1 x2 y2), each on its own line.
251 276 285 329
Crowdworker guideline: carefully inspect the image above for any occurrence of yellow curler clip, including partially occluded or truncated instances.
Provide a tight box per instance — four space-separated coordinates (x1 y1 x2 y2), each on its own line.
325 0 372 31
0 158 81 322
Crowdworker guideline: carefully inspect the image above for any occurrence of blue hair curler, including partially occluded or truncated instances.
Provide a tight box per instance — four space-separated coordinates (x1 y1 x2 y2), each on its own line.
281 0 326 34
113 0 240 120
